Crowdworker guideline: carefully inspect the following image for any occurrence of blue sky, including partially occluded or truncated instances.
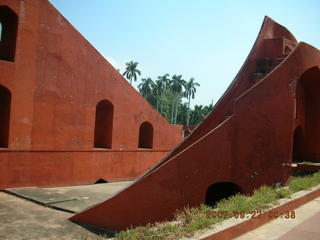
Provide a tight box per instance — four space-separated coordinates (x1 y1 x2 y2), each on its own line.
49 0 320 107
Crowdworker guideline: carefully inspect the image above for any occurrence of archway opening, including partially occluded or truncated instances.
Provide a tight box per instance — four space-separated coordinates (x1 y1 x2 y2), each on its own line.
0 22 2 42
292 126 303 163
138 122 153 149
205 182 242 207
294 67 320 162
0 6 18 62
0 85 11 147
94 100 113 148
94 178 108 184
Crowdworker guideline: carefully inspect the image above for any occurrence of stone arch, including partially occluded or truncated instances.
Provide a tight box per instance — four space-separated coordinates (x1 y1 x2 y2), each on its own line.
0 84 11 147
95 178 108 184
294 66 320 162
94 99 113 148
0 6 18 61
138 121 153 149
292 126 303 163
205 182 242 207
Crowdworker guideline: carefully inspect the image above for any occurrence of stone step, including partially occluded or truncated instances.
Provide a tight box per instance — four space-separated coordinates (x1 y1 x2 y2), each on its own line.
255 57 285 74
260 37 297 59
283 38 298 56
250 72 267 83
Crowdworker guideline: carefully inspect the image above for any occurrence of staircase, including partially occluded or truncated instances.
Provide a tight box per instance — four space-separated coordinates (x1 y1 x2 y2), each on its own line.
250 38 298 84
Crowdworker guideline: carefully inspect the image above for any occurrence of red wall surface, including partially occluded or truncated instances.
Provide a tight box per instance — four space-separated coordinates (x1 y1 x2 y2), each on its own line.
71 17 320 231
0 0 182 189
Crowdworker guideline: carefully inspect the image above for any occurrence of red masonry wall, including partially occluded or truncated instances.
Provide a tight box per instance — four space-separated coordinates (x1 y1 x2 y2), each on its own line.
0 0 182 189
70 17 320 231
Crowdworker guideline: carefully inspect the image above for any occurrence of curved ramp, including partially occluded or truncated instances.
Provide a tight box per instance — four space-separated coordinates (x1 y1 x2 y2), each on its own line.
70 16 320 231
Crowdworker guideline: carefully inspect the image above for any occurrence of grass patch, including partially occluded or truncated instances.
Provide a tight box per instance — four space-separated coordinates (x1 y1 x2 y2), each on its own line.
115 171 320 240
300 161 320 166
288 172 320 192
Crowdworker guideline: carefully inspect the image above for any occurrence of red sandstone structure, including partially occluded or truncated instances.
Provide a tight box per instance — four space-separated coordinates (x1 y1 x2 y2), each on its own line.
71 17 320 231
0 0 182 190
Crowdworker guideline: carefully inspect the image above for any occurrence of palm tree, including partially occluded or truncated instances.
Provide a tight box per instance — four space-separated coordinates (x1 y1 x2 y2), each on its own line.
138 78 155 97
122 61 141 84
154 79 164 112
157 74 170 114
203 102 213 115
190 105 205 125
170 75 186 124
177 102 189 125
184 78 200 125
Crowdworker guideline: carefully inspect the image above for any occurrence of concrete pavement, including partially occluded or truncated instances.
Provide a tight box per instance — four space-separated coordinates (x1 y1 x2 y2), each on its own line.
0 181 132 240
235 196 320 240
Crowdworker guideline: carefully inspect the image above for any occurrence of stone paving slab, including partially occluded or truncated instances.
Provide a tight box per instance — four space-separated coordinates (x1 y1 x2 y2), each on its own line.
47 181 132 212
5 187 77 205
50 199 90 213
0 192 110 240
5 181 132 213
0 181 132 239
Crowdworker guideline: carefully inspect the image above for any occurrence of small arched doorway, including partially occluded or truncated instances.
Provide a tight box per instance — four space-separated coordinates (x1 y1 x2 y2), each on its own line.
0 6 18 62
294 66 320 162
292 126 303 163
94 100 113 148
138 121 153 149
94 178 108 184
0 22 2 41
205 182 242 207
0 84 11 147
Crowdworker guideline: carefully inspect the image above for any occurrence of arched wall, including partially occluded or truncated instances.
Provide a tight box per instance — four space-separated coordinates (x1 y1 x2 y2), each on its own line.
0 84 11 147
0 6 18 62
138 121 153 149
205 182 242 206
0 0 183 189
294 66 320 162
94 100 113 149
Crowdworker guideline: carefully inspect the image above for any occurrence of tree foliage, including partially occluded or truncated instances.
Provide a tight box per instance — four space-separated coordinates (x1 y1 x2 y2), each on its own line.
124 60 212 126
122 61 141 84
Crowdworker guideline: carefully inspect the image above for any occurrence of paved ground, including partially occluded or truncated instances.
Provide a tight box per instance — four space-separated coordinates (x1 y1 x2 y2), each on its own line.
1 182 319 240
5 181 132 213
235 196 320 240
0 192 102 240
0 181 132 240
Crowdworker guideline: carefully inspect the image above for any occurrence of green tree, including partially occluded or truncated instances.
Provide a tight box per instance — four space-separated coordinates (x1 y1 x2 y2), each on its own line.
184 77 200 125
154 79 164 112
176 103 189 125
138 78 155 97
122 61 141 84
189 105 205 125
203 102 213 115
157 74 171 114
170 75 186 124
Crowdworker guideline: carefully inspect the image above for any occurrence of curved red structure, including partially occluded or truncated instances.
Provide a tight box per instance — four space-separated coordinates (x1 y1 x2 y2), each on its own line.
70 16 320 231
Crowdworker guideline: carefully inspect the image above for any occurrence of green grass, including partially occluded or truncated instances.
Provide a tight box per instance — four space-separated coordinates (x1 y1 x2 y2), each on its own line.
288 172 320 192
300 161 320 166
114 171 320 240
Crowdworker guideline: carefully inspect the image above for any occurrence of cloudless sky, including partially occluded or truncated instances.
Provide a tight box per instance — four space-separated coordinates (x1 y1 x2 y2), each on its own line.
48 0 320 108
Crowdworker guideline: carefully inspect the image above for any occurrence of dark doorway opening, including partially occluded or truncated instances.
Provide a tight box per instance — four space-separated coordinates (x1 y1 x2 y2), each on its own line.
294 67 320 163
292 126 303 163
0 6 18 62
138 121 153 149
94 100 113 148
95 178 108 184
205 182 242 207
0 84 11 147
